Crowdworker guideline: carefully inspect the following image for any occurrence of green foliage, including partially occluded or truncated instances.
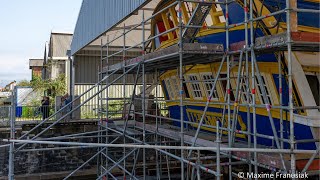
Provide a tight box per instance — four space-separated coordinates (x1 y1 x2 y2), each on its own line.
108 100 124 112
16 80 31 87
21 107 34 118
31 74 66 97
81 111 97 119
20 74 67 106
28 98 42 107
80 101 125 119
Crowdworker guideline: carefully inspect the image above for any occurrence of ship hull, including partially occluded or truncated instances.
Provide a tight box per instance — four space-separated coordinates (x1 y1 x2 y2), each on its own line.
168 105 318 150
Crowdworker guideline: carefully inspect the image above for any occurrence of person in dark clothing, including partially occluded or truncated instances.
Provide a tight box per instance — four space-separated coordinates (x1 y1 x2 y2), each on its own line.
41 96 50 120
63 93 72 120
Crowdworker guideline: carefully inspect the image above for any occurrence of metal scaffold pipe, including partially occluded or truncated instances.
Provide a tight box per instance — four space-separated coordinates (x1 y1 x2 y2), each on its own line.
286 0 297 177
4 139 318 154
8 88 16 180
177 0 185 179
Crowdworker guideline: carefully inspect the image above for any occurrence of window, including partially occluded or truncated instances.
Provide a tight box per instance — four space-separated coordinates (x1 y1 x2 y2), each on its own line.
255 75 273 105
202 74 219 99
306 74 320 107
220 74 235 101
188 75 203 98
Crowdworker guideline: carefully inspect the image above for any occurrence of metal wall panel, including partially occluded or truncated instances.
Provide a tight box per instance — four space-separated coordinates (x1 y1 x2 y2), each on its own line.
74 84 164 107
74 54 155 84
71 0 147 55
49 33 73 57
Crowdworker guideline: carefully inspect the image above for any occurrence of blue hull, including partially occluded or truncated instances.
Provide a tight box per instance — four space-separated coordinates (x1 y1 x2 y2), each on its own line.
217 0 319 28
168 105 316 150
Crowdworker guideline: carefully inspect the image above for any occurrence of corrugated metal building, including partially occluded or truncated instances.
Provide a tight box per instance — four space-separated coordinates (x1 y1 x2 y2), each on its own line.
71 0 149 55
70 0 162 106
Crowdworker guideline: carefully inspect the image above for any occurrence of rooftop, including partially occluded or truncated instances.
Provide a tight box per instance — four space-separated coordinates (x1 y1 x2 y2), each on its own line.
48 32 73 58
29 59 44 69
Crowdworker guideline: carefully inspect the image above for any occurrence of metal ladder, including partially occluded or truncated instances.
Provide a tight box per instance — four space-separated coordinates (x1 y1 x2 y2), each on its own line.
182 2 213 43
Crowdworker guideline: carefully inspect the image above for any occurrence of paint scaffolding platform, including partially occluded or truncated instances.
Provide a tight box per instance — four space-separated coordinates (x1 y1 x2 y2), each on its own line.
104 43 224 73
230 31 320 52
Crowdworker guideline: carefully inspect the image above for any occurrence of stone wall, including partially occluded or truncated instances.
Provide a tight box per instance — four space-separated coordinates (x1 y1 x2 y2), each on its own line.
0 121 98 177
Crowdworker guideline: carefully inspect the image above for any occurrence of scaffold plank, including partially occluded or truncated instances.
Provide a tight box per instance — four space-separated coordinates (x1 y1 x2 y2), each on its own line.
230 32 320 52
103 43 224 73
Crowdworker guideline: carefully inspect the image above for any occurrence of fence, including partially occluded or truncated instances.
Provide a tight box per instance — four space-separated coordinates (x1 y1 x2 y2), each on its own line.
0 106 11 121
75 84 164 108
0 98 168 123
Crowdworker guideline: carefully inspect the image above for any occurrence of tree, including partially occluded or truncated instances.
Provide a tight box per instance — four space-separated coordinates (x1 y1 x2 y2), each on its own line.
30 74 67 105
16 80 31 87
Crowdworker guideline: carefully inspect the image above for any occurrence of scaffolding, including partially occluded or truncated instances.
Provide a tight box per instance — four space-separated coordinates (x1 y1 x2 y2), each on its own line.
3 0 320 179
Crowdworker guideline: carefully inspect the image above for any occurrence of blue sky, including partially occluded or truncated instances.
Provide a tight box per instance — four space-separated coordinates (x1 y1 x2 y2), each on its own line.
0 0 82 87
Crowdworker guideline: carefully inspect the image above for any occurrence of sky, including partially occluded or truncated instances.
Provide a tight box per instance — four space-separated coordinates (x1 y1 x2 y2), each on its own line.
0 0 82 87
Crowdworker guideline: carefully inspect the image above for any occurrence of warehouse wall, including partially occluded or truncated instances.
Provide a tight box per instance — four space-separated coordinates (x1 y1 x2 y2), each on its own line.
74 49 154 84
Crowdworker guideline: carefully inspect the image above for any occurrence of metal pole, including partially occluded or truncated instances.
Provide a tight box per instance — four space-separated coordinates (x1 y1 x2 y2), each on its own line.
178 1 185 179
249 0 258 177
225 1 232 179
8 87 16 180
123 23 127 179
6 138 317 152
142 9 146 180
196 149 200 180
71 56 75 108
165 146 171 180
220 88 228 139
69 55 75 120
278 53 284 149
155 69 161 180
97 37 103 177
105 35 110 180
230 51 244 144
286 0 296 176
43 129 107 140
216 121 221 180
19 146 98 152
244 0 252 173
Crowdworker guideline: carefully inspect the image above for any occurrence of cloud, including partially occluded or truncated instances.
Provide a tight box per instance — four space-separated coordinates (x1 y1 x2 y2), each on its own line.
0 54 31 87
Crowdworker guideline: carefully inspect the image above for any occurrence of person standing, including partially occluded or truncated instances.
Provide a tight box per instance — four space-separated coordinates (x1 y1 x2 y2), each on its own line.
41 96 50 120
64 93 72 120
